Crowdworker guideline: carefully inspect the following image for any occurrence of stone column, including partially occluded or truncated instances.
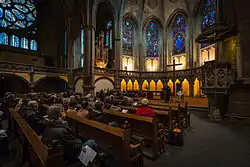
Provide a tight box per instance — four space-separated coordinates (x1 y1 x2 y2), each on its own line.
189 78 194 97
67 37 75 93
29 66 34 92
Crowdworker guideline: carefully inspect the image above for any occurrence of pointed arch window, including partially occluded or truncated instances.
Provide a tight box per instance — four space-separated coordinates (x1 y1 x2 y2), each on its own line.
200 0 217 65
30 40 37 51
172 15 186 55
146 21 159 57
106 21 112 50
0 0 38 51
10 35 19 47
0 32 8 45
122 18 133 52
201 0 216 32
20 37 28 49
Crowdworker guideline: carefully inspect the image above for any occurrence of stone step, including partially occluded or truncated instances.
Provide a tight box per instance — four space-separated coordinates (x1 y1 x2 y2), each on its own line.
188 106 208 112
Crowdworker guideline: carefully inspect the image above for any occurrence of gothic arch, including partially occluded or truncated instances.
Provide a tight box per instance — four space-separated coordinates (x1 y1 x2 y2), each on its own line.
94 77 115 92
123 12 139 28
142 15 164 30
166 9 188 28
92 0 117 28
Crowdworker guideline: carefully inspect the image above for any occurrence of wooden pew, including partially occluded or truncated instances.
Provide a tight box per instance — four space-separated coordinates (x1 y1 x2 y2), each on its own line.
118 105 178 130
9 108 64 167
102 109 165 159
66 110 143 167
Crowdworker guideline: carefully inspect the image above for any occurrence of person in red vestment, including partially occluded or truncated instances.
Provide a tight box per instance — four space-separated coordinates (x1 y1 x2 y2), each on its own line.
136 98 154 118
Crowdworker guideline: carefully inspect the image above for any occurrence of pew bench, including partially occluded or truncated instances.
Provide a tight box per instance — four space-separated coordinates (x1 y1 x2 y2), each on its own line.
102 109 165 159
66 110 143 167
9 108 64 167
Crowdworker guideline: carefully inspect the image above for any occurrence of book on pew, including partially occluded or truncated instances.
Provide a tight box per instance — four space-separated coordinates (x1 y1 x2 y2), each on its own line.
78 145 97 166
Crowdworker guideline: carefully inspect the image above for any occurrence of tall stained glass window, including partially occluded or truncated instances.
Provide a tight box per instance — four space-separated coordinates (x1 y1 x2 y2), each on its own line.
201 0 216 31
80 28 84 67
0 32 8 45
10 35 19 47
122 18 133 52
106 21 112 50
20 37 28 49
30 40 37 51
146 21 159 57
0 0 38 51
173 15 186 55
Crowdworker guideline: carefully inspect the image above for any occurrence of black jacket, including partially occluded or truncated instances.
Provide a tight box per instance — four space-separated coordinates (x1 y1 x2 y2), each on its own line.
41 120 83 163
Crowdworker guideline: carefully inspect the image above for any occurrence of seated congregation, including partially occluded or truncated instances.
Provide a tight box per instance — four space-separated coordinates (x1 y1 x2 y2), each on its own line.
0 90 190 167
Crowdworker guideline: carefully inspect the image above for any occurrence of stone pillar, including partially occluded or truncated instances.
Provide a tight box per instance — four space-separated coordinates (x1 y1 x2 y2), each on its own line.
29 66 34 92
82 0 95 95
189 78 194 97
115 37 121 70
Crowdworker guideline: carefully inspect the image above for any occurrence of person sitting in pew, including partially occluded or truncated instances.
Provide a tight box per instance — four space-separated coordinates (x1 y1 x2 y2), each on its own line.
136 98 154 118
42 104 101 165
110 99 121 112
21 100 46 135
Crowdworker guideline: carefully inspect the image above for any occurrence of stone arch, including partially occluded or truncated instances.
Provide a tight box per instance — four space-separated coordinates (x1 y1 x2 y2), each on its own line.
123 12 139 28
166 9 188 28
75 77 84 93
142 15 164 30
0 73 30 96
34 77 68 92
95 77 115 93
92 0 117 30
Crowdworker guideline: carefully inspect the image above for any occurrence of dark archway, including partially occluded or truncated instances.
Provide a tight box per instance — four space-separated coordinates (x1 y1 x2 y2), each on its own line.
0 74 30 97
34 77 68 93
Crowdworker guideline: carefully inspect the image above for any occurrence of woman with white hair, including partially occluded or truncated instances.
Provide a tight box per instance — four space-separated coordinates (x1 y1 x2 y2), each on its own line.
136 98 154 117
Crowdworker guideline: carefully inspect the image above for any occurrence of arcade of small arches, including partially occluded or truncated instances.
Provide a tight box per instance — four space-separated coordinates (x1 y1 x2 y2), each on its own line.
119 78 204 97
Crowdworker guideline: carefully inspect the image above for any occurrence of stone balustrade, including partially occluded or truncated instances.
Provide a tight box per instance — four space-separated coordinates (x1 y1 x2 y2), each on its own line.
0 61 205 81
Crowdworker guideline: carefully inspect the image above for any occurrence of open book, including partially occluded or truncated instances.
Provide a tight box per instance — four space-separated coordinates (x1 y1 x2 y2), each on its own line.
78 145 97 166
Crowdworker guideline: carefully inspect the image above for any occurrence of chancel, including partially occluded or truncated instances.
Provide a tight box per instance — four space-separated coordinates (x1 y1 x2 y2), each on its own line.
0 0 249 167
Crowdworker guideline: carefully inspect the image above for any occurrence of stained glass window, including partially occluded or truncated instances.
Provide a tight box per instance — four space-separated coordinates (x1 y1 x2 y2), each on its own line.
201 0 216 31
146 21 159 57
20 37 28 49
30 39 37 51
122 18 133 51
10 35 19 47
0 0 38 51
0 32 8 45
173 15 186 55
0 0 36 29
106 21 112 50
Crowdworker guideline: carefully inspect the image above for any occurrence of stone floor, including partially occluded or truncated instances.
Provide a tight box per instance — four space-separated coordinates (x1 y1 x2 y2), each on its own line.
1 111 249 167
145 111 250 167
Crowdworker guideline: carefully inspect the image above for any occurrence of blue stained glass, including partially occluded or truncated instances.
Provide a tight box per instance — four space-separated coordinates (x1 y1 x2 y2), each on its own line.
173 15 186 55
5 10 15 22
14 4 29 13
13 0 26 4
30 40 37 51
0 8 3 18
81 29 84 54
0 19 9 27
201 0 216 31
105 32 109 46
0 32 8 45
26 13 35 21
109 30 112 50
146 22 159 57
0 0 11 8
0 0 36 29
14 20 26 28
10 35 19 47
20 37 28 49
122 18 133 51
12 9 25 20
